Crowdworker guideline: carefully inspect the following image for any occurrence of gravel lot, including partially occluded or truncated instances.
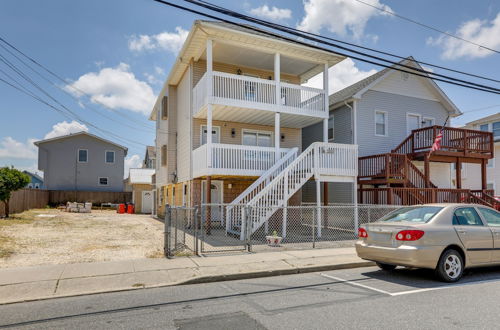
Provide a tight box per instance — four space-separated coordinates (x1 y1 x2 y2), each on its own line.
0 209 164 268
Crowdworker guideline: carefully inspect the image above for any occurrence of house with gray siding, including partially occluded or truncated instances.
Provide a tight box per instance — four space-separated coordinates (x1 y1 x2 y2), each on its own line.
302 57 473 204
34 132 127 192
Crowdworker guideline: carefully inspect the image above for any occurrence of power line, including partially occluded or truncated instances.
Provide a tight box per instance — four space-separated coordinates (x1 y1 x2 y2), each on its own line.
196 0 500 85
353 0 500 55
0 36 156 131
185 0 500 93
152 0 500 95
0 56 148 149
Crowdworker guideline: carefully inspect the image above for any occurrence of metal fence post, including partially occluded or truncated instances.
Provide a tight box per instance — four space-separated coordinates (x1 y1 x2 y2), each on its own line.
164 205 173 259
194 206 200 256
312 207 316 249
245 205 252 252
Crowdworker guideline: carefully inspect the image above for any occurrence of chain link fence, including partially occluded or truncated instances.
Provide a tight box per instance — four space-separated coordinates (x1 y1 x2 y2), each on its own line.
164 203 401 256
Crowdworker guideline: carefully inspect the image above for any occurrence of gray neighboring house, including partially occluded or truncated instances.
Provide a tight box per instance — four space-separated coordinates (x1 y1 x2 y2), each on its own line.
302 57 461 203
34 132 128 192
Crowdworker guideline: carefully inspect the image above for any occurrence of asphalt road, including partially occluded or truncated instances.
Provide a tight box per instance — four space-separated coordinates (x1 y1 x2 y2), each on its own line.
2 265 500 329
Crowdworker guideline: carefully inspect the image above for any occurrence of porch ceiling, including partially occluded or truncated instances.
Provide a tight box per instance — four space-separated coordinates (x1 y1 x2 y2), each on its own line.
194 105 324 128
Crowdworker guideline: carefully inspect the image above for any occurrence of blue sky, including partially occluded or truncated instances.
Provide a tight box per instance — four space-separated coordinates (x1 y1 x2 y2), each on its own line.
1 0 499 175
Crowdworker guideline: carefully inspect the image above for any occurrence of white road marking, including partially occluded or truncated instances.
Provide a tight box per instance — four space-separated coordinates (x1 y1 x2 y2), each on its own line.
319 273 500 297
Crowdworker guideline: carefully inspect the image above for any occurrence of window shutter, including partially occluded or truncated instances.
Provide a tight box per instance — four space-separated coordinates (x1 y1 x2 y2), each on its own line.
161 96 168 120
161 145 167 166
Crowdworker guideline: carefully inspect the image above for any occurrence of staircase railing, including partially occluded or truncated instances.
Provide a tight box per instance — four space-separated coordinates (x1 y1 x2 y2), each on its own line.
405 159 437 189
392 134 413 154
470 190 500 209
226 147 298 234
245 142 357 237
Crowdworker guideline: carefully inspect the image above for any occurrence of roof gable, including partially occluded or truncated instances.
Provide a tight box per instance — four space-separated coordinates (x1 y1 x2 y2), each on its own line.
34 132 128 154
330 57 461 117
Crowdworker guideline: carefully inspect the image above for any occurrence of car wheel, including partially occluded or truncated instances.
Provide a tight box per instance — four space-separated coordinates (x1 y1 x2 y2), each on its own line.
376 262 396 271
435 249 463 282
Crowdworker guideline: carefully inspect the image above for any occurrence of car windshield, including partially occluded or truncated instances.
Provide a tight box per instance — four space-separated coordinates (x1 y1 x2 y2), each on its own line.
379 206 443 223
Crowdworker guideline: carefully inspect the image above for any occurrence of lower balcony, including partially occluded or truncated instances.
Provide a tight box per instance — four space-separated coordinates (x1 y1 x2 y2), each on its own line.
192 143 293 178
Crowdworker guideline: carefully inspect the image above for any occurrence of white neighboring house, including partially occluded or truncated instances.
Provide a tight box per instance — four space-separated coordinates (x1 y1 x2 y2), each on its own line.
462 112 500 195
125 168 155 214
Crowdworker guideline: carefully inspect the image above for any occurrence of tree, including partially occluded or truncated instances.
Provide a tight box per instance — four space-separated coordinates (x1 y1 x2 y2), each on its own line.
0 167 30 218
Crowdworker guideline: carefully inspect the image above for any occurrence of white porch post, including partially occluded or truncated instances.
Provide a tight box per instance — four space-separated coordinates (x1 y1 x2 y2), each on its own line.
206 39 213 168
323 62 329 115
323 119 328 143
274 53 281 162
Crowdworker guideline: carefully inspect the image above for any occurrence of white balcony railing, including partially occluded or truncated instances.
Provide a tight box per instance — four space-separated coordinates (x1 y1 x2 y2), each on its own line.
192 143 291 177
192 71 327 117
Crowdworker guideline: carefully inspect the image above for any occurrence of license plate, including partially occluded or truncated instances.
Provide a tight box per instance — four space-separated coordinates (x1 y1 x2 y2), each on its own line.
369 232 392 242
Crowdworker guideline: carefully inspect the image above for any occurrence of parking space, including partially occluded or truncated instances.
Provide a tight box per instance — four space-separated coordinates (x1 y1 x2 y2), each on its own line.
319 265 500 296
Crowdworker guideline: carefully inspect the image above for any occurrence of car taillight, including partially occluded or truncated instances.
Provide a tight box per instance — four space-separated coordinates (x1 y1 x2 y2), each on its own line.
395 230 424 241
358 228 368 238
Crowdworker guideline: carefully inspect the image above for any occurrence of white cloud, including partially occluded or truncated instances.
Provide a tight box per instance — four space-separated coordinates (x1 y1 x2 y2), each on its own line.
427 12 500 60
0 137 37 159
298 0 393 39
250 5 292 21
66 63 155 115
124 154 142 178
44 120 88 139
128 27 189 54
305 58 377 94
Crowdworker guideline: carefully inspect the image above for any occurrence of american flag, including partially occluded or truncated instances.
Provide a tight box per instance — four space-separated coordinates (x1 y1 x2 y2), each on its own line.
431 128 444 152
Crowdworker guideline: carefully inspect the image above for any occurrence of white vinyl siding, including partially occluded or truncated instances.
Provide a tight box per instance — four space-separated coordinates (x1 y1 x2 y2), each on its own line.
176 66 192 183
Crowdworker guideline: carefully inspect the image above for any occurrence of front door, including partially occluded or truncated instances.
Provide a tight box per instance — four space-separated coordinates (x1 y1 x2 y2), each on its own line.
453 207 493 265
201 180 223 224
407 114 420 135
141 191 153 214
201 126 220 145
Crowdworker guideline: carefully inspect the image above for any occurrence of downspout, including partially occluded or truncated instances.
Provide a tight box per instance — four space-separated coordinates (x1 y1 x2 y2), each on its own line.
344 100 357 145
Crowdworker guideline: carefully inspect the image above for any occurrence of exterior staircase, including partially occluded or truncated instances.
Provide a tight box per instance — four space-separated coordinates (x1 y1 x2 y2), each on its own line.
226 142 358 239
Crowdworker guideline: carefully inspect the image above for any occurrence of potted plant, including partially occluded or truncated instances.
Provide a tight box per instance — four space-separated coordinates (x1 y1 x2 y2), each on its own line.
266 230 282 246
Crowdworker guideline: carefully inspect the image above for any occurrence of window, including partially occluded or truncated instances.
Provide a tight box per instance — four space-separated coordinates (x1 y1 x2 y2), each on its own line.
422 117 434 127
34 183 40 189
493 121 500 138
78 149 88 163
379 206 443 223
487 182 495 190
98 177 108 186
161 145 167 166
105 151 115 164
478 208 500 227
242 130 272 147
328 116 334 141
480 124 489 132
375 111 387 136
161 96 168 119
453 208 483 226
27 183 33 188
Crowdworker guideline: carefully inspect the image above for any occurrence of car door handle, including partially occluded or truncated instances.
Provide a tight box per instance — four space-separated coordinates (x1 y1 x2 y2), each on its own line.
457 230 467 234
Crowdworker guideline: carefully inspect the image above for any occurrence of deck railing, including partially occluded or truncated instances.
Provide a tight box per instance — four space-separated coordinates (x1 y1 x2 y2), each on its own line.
192 143 291 177
192 71 327 117
392 126 493 156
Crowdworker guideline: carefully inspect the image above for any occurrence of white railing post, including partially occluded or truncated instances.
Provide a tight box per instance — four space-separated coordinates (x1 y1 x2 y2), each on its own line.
275 53 281 110
206 39 213 168
282 173 288 238
275 112 280 163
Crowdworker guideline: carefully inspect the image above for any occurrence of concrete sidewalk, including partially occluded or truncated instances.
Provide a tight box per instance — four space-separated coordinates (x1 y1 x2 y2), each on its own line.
0 248 372 305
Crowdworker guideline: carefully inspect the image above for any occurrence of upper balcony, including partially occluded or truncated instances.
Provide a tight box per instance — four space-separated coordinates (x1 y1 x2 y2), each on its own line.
193 71 327 126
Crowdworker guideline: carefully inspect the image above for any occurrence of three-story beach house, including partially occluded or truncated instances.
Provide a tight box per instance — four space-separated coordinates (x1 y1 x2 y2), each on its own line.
150 20 358 237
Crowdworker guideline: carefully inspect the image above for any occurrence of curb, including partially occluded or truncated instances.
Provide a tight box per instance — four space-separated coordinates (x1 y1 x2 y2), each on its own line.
0 261 374 306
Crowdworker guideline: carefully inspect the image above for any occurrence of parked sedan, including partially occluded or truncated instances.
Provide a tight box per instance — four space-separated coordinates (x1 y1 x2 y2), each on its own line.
355 204 500 282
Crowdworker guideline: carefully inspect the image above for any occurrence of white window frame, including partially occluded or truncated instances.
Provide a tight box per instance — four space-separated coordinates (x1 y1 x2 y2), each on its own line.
241 129 274 147
78 149 88 163
200 125 221 145
105 150 115 164
487 182 495 191
422 116 435 128
374 110 388 137
98 177 109 186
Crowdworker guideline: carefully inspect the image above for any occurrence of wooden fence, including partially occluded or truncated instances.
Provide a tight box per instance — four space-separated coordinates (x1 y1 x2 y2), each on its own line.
48 190 132 205
0 189 132 216
0 189 50 217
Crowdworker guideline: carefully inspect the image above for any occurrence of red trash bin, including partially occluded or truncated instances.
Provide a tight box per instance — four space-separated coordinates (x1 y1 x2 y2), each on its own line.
118 204 125 214
127 204 135 214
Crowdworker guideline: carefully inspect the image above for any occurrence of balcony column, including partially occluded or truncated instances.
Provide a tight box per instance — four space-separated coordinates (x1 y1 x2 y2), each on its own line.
323 62 329 115
274 53 281 162
322 63 329 216
206 39 213 168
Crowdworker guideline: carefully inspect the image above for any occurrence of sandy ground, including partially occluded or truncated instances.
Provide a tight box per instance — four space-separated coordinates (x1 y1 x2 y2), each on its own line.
0 209 164 268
